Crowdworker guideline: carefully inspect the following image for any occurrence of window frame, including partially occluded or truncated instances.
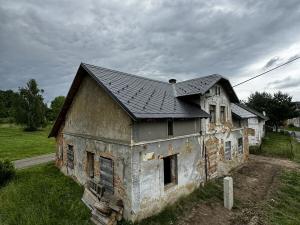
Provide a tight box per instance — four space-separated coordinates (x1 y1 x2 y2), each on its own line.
209 105 216 123
67 144 74 169
220 106 226 124
167 119 174 136
86 152 95 178
238 138 243 154
224 141 232 160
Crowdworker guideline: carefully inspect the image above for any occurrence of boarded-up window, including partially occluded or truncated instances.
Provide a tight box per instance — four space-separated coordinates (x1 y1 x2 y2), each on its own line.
87 152 94 178
209 105 216 123
238 138 243 154
100 157 114 194
163 154 178 186
225 141 231 160
67 145 74 169
168 119 174 136
220 106 226 123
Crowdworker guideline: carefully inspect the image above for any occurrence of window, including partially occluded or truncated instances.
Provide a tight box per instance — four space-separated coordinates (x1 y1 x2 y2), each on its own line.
209 105 216 123
220 106 226 123
225 141 231 160
163 154 178 186
215 86 221 95
87 152 95 178
67 145 74 169
100 157 114 194
168 119 174 136
238 138 243 154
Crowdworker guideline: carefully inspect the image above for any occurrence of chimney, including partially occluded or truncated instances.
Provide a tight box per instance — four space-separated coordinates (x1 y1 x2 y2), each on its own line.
169 79 177 84
263 111 266 116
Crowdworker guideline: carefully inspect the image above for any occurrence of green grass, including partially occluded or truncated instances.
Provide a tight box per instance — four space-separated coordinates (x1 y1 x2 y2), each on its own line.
120 179 223 225
267 170 300 225
0 124 55 161
0 163 92 225
250 132 300 163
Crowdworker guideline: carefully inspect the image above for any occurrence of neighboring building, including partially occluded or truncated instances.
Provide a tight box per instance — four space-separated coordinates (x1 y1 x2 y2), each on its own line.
231 103 268 146
287 101 300 127
49 63 249 223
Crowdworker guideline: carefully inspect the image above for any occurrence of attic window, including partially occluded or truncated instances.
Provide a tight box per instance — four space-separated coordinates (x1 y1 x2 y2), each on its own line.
168 119 174 136
215 86 221 95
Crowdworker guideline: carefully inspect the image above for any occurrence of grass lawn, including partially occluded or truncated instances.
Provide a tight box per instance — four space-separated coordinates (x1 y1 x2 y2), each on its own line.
267 170 300 225
0 163 92 225
0 124 55 161
250 132 300 163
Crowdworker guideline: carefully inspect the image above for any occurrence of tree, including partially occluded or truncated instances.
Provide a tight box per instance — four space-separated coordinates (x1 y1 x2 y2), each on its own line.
0 90 19 119
247 91 299 131
47 96 65 121
15 79 47 131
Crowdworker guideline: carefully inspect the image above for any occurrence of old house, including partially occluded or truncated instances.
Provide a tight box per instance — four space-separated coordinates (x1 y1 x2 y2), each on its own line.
231 103 268 146
49 63 249 224
287 101 300 127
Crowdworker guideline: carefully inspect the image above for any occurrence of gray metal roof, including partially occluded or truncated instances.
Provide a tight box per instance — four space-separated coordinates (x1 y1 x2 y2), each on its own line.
82 63 210 119
175 75 223 96
49 63 241 137
231 103 256 119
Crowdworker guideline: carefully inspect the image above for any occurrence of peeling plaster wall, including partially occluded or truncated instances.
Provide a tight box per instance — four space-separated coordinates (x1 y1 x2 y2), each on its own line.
127 83 249 221
130 135 205 221
248 118 266 146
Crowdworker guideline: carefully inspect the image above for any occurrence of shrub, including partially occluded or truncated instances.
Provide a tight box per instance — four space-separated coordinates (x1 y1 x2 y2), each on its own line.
0 160 16 186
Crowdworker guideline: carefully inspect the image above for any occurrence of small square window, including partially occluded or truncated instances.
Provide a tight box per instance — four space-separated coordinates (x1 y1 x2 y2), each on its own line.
168 119 174 136
67 145 74 169
238 138 243 154
225 141 231 160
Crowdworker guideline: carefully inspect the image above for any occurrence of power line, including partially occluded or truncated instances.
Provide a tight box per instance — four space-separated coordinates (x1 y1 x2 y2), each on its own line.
233 56 300 87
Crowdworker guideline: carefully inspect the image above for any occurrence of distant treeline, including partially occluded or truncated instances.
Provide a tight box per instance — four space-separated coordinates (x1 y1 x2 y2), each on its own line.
0 79 65 130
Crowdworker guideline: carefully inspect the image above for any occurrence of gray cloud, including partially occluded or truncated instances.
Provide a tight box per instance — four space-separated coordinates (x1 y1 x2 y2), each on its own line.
1 0 300 102
264 57 280 69
268 76 300 89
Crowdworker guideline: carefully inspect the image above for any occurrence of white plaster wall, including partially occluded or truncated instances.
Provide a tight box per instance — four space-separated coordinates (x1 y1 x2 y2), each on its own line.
248 118 265 146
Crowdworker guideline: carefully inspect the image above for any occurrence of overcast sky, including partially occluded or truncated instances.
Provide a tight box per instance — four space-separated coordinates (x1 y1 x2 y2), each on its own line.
1 0 300 103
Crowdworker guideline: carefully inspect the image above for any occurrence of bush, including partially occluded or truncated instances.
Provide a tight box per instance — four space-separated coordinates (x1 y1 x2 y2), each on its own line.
0 160 16 186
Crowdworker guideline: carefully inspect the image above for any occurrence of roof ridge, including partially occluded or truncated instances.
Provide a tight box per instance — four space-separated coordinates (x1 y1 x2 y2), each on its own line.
82 63 170 85
176 74 223 84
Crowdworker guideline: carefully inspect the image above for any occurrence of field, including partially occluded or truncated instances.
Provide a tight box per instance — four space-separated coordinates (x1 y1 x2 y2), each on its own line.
250 132 300 163
267 170 300 225
0 124 55 161
0 163 92 225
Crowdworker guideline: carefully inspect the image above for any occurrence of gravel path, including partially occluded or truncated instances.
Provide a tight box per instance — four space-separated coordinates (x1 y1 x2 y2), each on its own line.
13 153 55 169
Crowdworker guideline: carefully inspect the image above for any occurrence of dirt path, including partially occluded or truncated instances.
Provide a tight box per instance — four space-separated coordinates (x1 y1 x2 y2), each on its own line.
13 153 55 169
177 155 300 225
